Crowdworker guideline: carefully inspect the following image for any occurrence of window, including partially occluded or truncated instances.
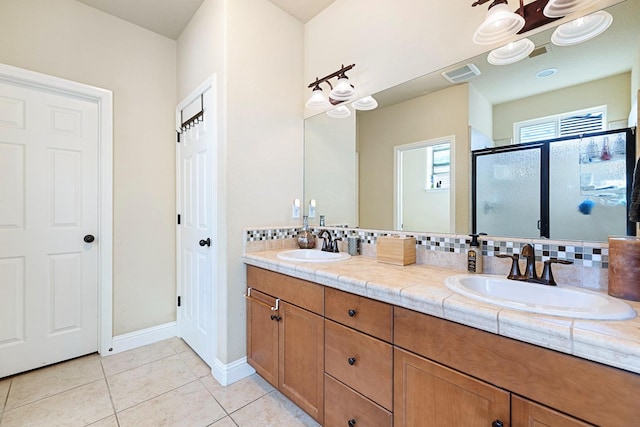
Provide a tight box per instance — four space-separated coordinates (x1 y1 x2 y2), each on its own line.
427 143 450 189
514 106 607 144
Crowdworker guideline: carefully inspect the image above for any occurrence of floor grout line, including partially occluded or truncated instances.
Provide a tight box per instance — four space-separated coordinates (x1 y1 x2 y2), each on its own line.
1 339 313 427
98 358 120 427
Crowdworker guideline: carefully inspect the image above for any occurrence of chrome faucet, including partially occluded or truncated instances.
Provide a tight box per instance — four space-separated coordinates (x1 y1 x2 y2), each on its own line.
497 243 572 286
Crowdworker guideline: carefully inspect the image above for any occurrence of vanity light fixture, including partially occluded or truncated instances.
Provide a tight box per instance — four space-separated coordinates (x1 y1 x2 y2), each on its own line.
474 0 611 66
306 64 356 110
487 38 535 65
472 0 581 46
472 0 525 45
351 95 379 111
326 105 352 119
305 80 331 110
543 0 599 18
550 10 613 46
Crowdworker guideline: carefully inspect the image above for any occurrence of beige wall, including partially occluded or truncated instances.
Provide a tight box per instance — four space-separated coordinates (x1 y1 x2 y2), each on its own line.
493 73 631 144
468 84 493 141
358 84 470 233
305 113 357 227
177 0 304 364
0 0 177 335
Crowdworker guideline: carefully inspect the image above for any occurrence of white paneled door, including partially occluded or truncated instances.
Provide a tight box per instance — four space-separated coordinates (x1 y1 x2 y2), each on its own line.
0 80 99 378
177 82 216 368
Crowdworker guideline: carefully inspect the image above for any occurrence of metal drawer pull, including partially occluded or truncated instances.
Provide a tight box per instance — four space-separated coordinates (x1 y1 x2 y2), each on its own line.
270 314 282 322
244 289 280 312
348 419 356 427
348 309 357 317
492 421 503 427
348 357 356 366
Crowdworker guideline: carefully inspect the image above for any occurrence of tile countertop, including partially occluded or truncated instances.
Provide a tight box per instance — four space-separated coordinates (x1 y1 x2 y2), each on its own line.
242 249 640 375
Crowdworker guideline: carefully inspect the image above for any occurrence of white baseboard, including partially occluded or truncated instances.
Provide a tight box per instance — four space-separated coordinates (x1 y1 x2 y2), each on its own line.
212 357 255 386
105 322 177 356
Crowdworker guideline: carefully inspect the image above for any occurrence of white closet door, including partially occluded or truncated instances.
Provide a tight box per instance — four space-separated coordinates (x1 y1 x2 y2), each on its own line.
177 86 216 368
0 80 99 378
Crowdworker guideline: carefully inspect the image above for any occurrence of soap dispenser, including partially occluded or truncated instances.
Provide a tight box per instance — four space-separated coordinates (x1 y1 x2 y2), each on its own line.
467 233 486 274
297 216 316 249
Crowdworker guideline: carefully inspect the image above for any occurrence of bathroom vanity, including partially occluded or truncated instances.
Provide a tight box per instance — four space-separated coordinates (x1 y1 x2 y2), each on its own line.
243 250 640 427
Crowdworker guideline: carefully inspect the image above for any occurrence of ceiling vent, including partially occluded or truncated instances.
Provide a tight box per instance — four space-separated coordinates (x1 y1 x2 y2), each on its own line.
441 63 481 84
529 43 551 59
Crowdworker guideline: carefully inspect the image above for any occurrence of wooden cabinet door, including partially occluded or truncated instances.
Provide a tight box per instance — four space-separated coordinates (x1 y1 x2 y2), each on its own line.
279 301 324 424
394 347 510 427
512 396 595 427
246 289 279 387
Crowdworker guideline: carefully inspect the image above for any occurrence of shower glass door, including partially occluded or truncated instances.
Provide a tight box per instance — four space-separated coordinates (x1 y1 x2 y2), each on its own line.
549 132 629 241
474 146 542 238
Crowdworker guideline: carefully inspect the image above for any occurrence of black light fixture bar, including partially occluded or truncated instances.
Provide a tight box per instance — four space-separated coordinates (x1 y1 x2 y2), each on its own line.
471 0 559 34
307 64 356 89
517 0 559 34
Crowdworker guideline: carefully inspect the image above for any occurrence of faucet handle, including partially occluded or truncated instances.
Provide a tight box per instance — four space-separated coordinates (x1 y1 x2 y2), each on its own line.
332 237 342 253
539 259 573 286
496 254 522 280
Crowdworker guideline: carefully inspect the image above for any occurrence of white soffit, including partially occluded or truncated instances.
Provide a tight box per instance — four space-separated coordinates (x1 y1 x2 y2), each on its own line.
75 0 205 40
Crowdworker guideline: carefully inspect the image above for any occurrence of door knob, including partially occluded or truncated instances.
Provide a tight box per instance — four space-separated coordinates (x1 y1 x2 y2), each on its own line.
492 420 504 427
84 235 95 243
199 238 211 247
348 357 356 366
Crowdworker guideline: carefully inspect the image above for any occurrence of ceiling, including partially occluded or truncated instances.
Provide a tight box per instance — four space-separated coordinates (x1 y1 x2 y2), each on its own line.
75 0 334 39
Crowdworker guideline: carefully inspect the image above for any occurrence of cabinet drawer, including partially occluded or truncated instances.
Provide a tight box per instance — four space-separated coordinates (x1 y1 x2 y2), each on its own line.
512 395 594 427
247 266 323 315
324 374 392 427
325 319 393 410
325 287 393 342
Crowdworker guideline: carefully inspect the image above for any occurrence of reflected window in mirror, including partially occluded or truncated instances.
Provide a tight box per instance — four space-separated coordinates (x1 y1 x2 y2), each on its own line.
515 105 607 144
427 143 451 190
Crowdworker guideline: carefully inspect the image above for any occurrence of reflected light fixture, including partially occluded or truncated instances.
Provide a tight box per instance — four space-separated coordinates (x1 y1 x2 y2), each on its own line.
488 38 534 65
551 10 613 46
326 105 352 119
305 64 356 110
351 96 378 111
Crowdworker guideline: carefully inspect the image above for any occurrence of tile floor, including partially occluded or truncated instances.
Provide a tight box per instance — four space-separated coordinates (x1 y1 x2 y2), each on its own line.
0 338 321 427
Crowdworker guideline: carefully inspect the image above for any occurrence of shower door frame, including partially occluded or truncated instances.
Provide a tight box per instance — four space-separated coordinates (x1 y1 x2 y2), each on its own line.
472 127 636 239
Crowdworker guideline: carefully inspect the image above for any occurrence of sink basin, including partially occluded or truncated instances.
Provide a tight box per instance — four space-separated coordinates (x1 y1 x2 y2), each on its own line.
445 275 636 320
277 249 351 263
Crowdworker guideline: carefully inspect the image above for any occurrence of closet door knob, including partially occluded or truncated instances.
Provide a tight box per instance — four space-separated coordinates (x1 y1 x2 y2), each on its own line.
199 238 211 247
84 234 95 243
348 309 357 317
348 357 356 366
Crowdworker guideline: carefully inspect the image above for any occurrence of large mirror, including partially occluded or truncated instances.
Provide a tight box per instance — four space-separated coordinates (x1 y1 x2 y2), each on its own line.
304 0 639 241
